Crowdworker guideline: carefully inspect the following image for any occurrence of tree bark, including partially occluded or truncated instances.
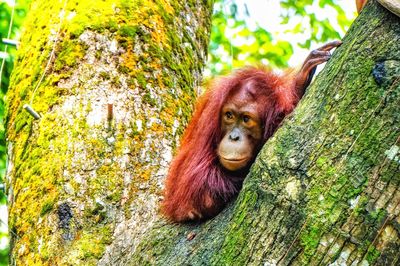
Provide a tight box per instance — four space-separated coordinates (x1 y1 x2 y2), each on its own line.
129 1 400 265
6 0 400 265
5 0 212 265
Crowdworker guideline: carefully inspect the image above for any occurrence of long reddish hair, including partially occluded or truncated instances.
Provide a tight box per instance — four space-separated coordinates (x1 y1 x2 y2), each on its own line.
162 66 299 221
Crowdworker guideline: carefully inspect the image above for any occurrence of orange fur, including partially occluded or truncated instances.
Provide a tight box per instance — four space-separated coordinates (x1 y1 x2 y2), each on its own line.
162 66 304 222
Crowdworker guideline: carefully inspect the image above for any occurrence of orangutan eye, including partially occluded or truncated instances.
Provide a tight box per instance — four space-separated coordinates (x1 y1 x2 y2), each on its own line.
243 115 250 123
225 111 233 119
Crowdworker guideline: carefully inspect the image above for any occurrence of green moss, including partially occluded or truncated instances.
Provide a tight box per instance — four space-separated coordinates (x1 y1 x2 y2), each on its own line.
40 199 55 216
315 156 329 170
301 223 322 257
14 115 28 134
143 93 156 106
54 40 85 71
19 86 29 99
99 71 110 80
118 65 130 74
88 202 107 223
136 73 147 88
119 25 139 37
74 227 112 260
107 20 119 33
365 246 380 263
366 208 386 223
210 190 258 264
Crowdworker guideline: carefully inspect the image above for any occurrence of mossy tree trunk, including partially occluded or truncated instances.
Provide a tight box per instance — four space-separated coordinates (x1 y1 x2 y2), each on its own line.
5 0 212 264
128 1 399 265
6 0 400 265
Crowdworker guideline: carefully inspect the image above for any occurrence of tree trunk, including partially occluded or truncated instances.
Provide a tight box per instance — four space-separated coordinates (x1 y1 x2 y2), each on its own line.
5 0 212 265
129 1 400 265
7 0 400 265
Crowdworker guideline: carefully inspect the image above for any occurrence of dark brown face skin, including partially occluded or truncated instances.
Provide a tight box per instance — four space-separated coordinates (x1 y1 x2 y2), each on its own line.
217 87 263 171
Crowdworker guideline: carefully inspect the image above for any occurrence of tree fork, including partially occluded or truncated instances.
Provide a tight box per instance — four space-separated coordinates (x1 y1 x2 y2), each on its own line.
131 1 400 265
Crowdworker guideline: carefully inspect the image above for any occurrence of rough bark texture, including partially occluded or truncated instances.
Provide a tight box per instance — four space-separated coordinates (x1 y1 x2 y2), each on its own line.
6 0 400 265
5 0 212 264
130 1 400 265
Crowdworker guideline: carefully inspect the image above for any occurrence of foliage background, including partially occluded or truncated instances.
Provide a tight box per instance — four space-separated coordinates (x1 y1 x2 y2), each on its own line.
207 0 355 75
0 0 355 264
